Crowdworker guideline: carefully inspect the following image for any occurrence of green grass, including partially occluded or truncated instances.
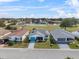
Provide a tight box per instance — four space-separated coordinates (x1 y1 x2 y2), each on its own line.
69 44 79 49
6 38 29 48
69 40 79 49
17 24 79 32
17 24 60 31
8 42 28 48
34 36 59 49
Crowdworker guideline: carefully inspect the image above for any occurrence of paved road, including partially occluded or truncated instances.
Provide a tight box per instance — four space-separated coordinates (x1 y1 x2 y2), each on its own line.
0 48 79 59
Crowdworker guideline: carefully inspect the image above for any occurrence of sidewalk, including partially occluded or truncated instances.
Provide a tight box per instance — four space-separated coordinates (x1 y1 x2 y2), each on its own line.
28 40 35 49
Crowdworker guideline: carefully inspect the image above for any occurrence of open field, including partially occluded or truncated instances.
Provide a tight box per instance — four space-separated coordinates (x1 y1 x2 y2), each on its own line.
17 24 79 32
16 24 60 31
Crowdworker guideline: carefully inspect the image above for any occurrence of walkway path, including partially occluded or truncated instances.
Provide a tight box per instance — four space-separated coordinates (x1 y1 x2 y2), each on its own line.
28 40 35 49
58 44 70 49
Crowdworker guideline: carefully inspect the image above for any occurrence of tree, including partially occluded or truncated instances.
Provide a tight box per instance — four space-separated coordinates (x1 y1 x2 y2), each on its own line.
0 21 5 27
60 18 77 30
5 25 17 30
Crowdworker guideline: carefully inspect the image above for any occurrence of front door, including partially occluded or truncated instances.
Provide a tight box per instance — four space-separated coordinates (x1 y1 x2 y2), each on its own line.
30 37 36 41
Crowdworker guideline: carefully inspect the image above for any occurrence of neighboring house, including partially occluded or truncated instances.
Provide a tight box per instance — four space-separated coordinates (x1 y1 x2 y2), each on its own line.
0 29 11 44
8 29 29 41
48 21 61 25
72 31 79 38
50 29 75 44
29 29 50 41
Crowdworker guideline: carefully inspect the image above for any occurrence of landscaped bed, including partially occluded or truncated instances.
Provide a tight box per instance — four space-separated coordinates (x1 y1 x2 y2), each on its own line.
69 44 79 49
69 40 79 49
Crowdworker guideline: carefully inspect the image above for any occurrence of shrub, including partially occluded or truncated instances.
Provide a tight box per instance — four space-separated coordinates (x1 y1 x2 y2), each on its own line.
8 41 14 46
22 37 29 43
65 57 73 59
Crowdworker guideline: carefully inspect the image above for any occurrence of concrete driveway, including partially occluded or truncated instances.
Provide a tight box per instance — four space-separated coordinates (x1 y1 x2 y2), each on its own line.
28 40 35 49
58 44 70 49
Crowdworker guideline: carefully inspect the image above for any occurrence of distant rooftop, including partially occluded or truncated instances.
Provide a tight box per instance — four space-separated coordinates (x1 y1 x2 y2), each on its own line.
0 29 10 36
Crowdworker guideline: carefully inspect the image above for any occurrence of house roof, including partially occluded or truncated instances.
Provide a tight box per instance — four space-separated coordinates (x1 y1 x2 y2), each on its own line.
29 29 50 37
0 29 10 36
9 29 29 36
72 31 79 38
35 29 50 35
0 29 11 40
50 29 75 40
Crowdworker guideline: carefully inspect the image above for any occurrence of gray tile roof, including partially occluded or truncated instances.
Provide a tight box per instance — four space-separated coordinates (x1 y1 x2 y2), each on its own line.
29 29 49 36
50 29 75 39
35 29 50 35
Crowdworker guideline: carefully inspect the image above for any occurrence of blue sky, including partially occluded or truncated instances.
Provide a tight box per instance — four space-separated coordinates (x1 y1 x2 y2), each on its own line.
0 0 79 18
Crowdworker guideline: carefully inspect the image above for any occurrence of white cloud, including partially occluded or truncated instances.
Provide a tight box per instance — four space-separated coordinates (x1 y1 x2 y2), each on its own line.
0 6 48 11
65 0 79 18
29 14 35 18
0 13 11 18
49 7 74 18
26 6 48 9
65 0 79 8
49 0 79 18
0 6 27 11
0 0 18 2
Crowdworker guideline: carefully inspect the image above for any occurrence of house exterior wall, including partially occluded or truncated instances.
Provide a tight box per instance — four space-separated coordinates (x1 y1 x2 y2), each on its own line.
8 36 22 41
29 35 46 41
8 31 29 41
22 32 29 41
55 38 74 44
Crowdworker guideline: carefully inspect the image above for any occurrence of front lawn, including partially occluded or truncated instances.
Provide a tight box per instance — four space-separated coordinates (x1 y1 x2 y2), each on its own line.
34 36 59 49
5 38 29 48
69 40 79 49
7 42 29 48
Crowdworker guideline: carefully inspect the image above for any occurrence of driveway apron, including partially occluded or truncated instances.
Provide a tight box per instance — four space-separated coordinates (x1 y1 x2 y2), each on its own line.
58 44 70 49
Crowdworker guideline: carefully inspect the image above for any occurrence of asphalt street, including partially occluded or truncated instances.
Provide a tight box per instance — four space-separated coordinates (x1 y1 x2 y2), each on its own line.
0 48 78 59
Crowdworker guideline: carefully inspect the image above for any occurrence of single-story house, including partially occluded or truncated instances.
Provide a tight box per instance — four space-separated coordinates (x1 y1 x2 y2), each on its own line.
0 29 11 44
8 29 29 41
72 31 79 38
50 29 75 44
29 29 50 41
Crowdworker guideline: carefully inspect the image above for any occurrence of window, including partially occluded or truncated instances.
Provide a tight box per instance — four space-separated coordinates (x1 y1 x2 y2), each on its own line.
67 38 73 41
58 38 65 42
36 37 43 41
